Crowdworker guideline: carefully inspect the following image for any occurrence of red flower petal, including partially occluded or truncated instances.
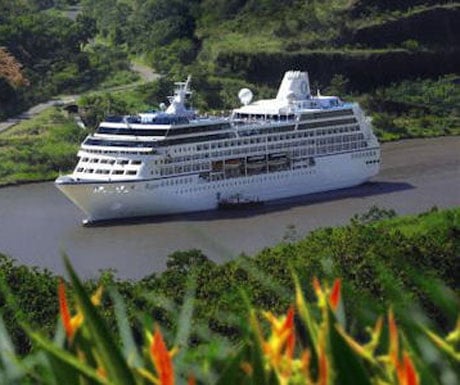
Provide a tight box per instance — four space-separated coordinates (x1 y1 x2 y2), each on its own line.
58 279 73 340
284 306 296 358
150 326 175 385
403 353 419 385
329 279 341 311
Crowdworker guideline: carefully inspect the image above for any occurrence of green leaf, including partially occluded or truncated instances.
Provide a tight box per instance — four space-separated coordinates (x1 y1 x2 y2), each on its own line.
110 289 142 368
45 353 82 385
293 276 319 370
173 274 196 378
29 331 109 385
247 305 279 385
63 255 136 385
0 313 24 383
214 345 248 385
401 332 443 385
328 309 373 385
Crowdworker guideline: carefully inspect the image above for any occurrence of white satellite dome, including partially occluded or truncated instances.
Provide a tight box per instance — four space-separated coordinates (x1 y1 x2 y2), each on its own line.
238 88 253 106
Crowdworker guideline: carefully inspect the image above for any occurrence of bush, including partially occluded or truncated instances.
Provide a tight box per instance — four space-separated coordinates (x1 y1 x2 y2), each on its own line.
0 257 458 384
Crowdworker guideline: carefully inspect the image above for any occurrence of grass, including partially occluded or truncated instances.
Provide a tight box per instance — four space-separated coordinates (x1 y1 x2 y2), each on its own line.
361 75 460 142
0 107 85 186
374 207 460 236
91 69 141 90
349 3 460 29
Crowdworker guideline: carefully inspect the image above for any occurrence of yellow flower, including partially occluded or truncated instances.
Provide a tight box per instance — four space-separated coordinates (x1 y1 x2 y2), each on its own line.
312 277 342 311
262 306 296 370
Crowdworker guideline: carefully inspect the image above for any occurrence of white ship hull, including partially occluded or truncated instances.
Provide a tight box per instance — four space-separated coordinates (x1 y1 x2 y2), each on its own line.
56 151 379 223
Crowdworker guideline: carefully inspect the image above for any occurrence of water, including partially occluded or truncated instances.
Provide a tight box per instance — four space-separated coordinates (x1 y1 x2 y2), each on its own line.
0 137 458 279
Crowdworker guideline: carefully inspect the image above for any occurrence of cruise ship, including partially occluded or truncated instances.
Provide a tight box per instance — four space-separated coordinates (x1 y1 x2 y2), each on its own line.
55 71 380 223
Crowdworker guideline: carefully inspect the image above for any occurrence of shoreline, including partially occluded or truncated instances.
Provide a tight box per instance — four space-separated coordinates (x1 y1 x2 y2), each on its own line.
0 135 458 189
0 134 458 279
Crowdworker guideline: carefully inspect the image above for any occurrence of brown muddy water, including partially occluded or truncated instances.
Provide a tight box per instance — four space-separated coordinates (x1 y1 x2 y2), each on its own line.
0 137 458 279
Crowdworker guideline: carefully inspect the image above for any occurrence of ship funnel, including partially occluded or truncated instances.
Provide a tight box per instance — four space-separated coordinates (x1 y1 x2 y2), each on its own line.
276 71 310 101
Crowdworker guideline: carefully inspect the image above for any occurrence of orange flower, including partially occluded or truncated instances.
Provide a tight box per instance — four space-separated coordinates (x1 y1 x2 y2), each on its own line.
283 306 296 360
386 310 419 385
150 326 175 385
329 279 341 311
58 279 102 342
262 306 296 370
58 279 73 340
396 352 419 385
388 309 399 366
312 276 323 299
312 277 341 311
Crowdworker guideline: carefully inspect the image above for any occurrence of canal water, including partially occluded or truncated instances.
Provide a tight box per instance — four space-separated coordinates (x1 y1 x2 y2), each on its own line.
0 137 458 279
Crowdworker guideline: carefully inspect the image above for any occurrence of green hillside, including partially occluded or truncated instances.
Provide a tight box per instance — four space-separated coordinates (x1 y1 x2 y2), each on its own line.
1 0 459 137
0 0 136 119
78 0 459 140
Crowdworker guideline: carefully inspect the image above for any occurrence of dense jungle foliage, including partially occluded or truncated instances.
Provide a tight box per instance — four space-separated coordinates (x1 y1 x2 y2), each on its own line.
1 0 459 139
75 0 460 139
0 3 458 381
1 207 458 355
0 0 135 119
73 0 460 86
1 260 457 385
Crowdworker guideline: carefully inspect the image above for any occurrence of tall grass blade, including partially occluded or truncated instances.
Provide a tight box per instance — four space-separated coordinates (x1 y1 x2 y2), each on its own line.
328 308 373 385
63 255 136 385
29 331 109 385
110 289 142 368
0 313 24 383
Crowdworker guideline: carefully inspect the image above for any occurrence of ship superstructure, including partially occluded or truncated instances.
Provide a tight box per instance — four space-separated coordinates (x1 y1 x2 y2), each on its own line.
56 71 380 223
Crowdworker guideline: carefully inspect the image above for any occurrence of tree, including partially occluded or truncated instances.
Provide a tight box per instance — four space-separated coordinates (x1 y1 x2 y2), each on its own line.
0 47 29 87
78 93 129 129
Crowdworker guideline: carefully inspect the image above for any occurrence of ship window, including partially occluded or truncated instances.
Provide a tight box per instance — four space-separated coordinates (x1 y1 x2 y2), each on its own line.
90 158 99 163
77 168 84 172
87 169 94 173
82 158 88 162
131 160 142 165
100 159 108 164
112 170 124 175
127 170 137 175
